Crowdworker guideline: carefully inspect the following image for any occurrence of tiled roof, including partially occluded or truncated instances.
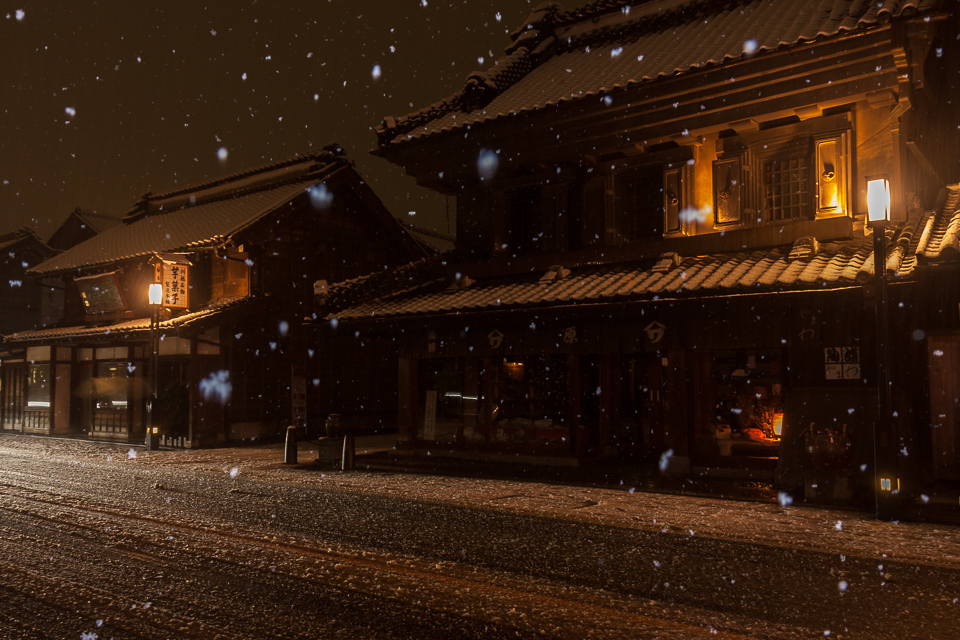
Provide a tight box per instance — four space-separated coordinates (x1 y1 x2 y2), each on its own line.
378 0 940 147
4 295 254 345
0 227 54 263
75 210 122 234
916 184 960 262
325 213 939 322
28 147 349 276
0 227 48 253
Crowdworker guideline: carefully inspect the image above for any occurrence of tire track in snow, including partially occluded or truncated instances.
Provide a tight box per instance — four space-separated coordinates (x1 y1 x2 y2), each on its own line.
0 480 774 640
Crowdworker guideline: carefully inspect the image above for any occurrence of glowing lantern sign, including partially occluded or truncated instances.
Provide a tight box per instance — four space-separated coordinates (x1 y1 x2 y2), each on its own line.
153 258 190 309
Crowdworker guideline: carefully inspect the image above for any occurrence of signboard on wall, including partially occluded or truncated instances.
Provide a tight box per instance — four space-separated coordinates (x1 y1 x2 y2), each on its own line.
423 390 437 440
824 346 860 380
155 263 189 308
76 271 125 314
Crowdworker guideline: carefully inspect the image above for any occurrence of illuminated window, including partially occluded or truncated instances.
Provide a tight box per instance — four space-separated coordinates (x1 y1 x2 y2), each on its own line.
714 114 851 228
763 154 809 221
714 156 744 227
26 364 50 409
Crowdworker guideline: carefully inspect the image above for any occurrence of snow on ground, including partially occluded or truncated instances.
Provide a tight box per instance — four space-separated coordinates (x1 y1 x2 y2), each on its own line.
2 433 958 569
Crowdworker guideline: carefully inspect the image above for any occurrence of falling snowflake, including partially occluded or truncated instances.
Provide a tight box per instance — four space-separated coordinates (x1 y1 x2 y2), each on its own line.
371 64 382 80
777 492 793 507
743 39 759 54
229 467 239 479
307 183 334 210
15 9 25 21
199 370 232 404
477 149 499 181
127 448 137 459
65 106 77 117
658 449 674 472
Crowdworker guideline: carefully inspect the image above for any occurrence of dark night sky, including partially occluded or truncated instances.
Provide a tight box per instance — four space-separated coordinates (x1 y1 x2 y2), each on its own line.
1 1 540 241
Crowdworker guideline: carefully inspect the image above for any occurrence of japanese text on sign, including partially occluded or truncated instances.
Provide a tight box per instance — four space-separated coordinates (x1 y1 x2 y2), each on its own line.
159 264 189 308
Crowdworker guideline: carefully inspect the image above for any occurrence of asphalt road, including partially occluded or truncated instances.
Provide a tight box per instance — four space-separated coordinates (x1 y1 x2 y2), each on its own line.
0 434 957 639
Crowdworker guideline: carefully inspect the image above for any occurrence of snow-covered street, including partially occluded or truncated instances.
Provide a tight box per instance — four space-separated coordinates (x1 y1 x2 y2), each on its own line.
1 433 958 639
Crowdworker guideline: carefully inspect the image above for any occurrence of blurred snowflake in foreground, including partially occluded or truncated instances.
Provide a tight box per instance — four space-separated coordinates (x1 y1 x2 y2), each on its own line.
199 370 232 404
477 149 499 181
307 183 334 210
658 449 673 472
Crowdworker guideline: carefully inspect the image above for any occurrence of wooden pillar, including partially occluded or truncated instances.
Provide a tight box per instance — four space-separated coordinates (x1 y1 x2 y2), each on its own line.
187 337 199 447
481 356 494 446
646 354 665 460
662 349 691 473
568 353 584 458
397 357 418 444
598 353 619 450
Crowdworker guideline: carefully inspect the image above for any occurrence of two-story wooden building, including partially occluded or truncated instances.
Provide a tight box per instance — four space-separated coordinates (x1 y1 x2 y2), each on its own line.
2 145 427 445
316 0 960 503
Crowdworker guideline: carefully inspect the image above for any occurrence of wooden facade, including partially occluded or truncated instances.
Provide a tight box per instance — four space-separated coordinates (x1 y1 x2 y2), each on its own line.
321 0 960 504
2 146 426 446
0 228 56 337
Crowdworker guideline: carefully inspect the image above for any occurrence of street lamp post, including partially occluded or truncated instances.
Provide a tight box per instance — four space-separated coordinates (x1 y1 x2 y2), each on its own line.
867 177 898 520
146 282 162 451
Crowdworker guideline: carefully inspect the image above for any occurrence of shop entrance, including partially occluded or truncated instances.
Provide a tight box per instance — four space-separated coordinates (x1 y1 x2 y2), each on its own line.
695 349 785 467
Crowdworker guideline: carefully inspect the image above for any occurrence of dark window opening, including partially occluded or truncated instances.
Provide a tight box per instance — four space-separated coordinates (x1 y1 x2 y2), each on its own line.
506 186 543 254
614 166 664 243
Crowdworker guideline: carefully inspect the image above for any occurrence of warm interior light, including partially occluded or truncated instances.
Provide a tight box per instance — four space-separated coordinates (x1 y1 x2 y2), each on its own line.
772 413 783 437
866 178 890 224
148 282 163 305
504 359 525 382
879 477 899 492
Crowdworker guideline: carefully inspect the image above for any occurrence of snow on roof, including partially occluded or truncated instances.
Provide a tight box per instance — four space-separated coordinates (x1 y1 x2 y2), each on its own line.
4 294 255 345
28 147 350 277
75 210 122 233
377 0 941 148
322 211 938 322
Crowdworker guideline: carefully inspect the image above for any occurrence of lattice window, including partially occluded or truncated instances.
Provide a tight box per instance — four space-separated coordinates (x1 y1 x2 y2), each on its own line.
763 155 809 221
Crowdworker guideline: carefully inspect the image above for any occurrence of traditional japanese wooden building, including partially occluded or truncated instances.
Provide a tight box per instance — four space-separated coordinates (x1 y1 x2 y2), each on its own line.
317 0 960 504
45 208 122 253
0 227 57 337
2 145 426 445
